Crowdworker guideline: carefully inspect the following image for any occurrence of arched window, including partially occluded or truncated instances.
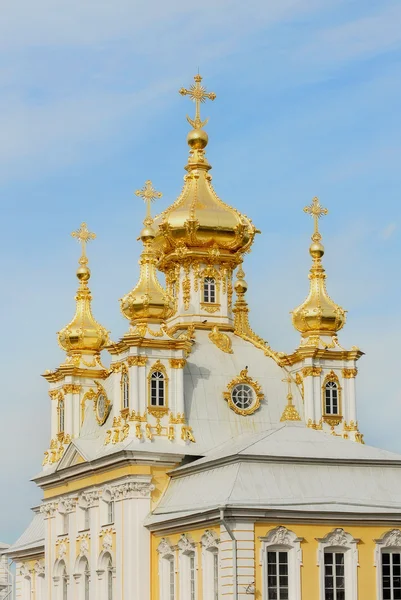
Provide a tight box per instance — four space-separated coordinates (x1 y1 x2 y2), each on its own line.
151 371 165 407
158 538 176 600
62 565 68 600
178 534 197 600
84 559 90 600
325 381 339 415
201 531 219 600
375 529 401 600
261 526 302 600
203 277 216 303
58 398 65 434
121 371 129 410
317 528 359 600
107 556 113 600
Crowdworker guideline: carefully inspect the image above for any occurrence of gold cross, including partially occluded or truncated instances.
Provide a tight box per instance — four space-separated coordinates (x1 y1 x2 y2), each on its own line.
135 180 162 222
179 74 216 129
303 196 328 241
71 222 96 265
282 374 294 399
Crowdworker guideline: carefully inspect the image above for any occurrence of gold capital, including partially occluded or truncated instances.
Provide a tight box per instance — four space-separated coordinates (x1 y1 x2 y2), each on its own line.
71 222 96 266
179 74 216 129
303 197 328 242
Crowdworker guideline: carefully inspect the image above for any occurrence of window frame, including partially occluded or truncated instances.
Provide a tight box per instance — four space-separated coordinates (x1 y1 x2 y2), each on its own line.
317 528 359 600
121 368 130 412
260 526 303 600
178 534 198 600
148 361 169 417
58 396 65 434
201 530 220 600
158 538 176 600
203 277 217 304
375 530 401 600
321 371 343 426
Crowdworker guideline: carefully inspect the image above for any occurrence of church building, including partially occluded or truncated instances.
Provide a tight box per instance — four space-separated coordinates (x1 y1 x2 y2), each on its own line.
7 74 401 600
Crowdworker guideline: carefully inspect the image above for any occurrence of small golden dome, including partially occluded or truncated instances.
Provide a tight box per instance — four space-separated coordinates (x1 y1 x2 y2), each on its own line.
234 265 248 294
291 198 346 344
187 128 208 149
58 223 110 356
121 183 174 325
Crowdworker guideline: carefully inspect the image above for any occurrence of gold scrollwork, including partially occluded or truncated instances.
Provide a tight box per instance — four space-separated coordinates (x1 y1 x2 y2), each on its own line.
200 302 220 313
302 367 322 377
169 359 187 369
93 382 111 426
208 326 233 354
307 418 323 430
127 356 148 367
223 368 263 416
63 384 82 395
342 368 358 379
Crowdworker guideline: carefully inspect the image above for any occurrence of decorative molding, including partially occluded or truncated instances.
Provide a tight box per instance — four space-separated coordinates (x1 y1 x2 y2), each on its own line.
307 418 323 430
317 528 359 600
178 534 196 554
110 481 155 500
260 526 303 600
56 539 69 560
62 384 82 395
40 501 59 518
61 497 78 513
301 366 322 377
169 358 187 369
157 537 175 558
201 530 220 549
79 490 99 508
342 368 358 379
375 529 401 549
208 326 233 354
127 356 148 367
101 533 113 553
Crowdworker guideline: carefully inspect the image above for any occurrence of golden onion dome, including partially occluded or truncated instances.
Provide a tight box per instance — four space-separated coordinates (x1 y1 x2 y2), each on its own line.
151 74 257 265
58 223 110 355
120 182 174 325
291 198 346 344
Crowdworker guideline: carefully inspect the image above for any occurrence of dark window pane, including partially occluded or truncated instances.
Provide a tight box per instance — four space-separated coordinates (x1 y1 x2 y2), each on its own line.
335 553 345 565
325 553 333 565
394 554 401 565
383 553 391 564
279 552 287 563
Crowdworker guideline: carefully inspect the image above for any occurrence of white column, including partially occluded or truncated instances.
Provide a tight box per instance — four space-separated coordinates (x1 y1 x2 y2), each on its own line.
303 370 315 424
176 366 184 416
313 372 322 422
130 365 139 415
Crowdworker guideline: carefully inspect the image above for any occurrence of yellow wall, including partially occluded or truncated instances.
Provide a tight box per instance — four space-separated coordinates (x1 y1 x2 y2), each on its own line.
151 522 395 600
151 527 220 600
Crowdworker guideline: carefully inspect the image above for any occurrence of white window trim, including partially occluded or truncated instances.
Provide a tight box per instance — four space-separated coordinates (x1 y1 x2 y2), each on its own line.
260 526 303 600
178 534 198 600
158 538 177 600
201 530 220 600
374 529 401 600
317 528 359 600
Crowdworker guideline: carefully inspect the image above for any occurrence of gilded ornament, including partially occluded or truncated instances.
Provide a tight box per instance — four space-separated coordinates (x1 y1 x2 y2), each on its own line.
301 366 322 377
169 412 186 424
307 418 323 430
93 382 110 426
200 302 220 313
323 415 343 427
62 384 82 395
343 420 358 432
280 374 301 422
342 368 358 378
169 358 187 369
58 223 110 357
127 356 148 367
295 372 304 400
223 368 263 416
291 197 346 347
181 426 196 443
208 326 233 354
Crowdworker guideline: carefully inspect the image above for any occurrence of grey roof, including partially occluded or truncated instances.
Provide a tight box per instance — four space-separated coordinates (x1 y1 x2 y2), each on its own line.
147 423 401 526
7 512 44 555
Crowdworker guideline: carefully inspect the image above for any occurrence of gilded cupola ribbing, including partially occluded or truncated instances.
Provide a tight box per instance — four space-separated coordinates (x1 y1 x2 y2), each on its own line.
152 74 257 270
57 223 110 356
291 197 346 347
120 181 174 325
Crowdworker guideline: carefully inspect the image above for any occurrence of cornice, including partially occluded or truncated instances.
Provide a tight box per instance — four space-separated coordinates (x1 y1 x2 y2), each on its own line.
107 336 192 356
42 366 109 383
285 347 364 366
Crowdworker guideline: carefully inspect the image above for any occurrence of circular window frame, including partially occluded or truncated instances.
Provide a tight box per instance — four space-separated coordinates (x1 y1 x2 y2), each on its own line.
223 368 263 416
94 385 111 425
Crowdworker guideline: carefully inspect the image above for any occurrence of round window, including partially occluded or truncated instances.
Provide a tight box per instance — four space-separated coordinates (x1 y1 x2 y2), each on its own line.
231 384 254 410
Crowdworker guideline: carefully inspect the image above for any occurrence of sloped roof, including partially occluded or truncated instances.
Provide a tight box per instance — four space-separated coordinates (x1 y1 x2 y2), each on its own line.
147 423 401 526
7 512 44 555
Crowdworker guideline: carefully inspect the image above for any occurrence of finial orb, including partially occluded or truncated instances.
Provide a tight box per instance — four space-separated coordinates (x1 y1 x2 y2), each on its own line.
76 265 91 281
140 224 156 243
187 128 208 149
309 241 324 259
234 277 248 294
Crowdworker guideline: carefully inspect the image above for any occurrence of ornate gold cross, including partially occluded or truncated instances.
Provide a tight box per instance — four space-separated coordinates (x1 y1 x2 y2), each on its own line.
303 196 328 241
179 74 216 129
135 180 162 222
71 222 96 265
282 374 294 399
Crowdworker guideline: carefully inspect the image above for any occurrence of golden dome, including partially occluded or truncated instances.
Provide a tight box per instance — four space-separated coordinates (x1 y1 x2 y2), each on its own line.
152 74 257 267
58 223 110 356
291 198 346 344
120 182 174 325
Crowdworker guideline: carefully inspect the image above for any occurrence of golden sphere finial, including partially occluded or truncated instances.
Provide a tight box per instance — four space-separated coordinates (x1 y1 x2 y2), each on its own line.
187 128 208 149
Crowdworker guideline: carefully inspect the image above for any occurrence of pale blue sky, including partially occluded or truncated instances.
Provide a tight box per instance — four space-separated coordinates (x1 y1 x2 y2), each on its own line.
1 0 400 543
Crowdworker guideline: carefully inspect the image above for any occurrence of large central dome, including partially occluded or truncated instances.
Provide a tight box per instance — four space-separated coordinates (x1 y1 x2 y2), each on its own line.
152 90 257 269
